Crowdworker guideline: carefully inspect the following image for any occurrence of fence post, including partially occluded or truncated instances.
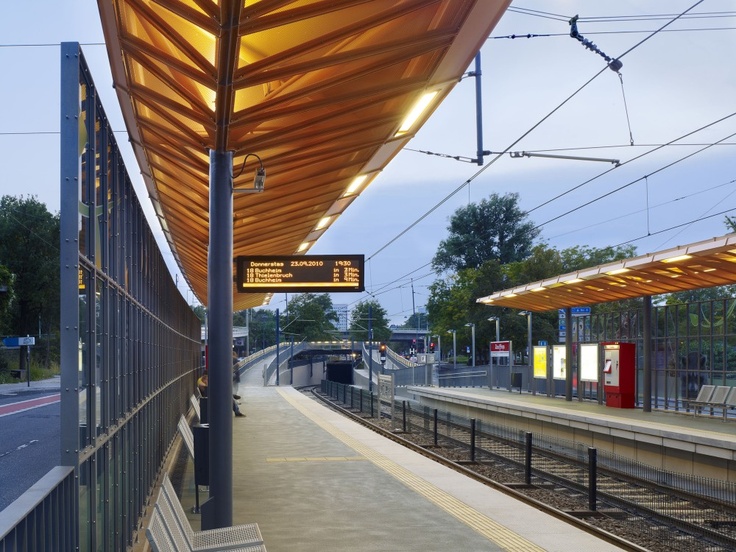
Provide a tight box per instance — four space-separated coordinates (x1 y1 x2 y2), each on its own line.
470 418 476 463
525 432 532 485
402 401 407 432
588 447 597 512
433 408 438 446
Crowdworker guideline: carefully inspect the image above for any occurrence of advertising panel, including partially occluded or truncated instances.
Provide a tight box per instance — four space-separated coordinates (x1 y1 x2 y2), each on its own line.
552 344 566 380
532 346 547 378
579 343 599 382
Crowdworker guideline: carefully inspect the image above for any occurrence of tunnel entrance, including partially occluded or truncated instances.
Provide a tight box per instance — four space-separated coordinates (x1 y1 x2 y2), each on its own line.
326 361 354 385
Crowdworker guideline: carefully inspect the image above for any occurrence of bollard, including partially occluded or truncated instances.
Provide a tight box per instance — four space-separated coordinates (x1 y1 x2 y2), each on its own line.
433 408 439 446
588 447 597 512
524 432 532 485
402 401 407 432
470 418 476 463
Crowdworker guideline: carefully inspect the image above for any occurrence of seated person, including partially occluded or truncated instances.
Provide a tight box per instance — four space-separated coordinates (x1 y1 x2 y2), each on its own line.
197 371 244 417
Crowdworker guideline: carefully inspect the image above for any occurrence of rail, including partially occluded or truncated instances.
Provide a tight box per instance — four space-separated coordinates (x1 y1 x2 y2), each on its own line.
0 466 76 550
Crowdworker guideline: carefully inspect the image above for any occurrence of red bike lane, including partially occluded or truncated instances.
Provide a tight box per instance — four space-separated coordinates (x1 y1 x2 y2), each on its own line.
0 394 60 417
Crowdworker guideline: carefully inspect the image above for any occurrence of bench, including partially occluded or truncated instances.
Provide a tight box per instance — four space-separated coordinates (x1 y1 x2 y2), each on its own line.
191 394 202 421
688 384 715 413
178 415 195 458
146 473 266 552
691 385 736 420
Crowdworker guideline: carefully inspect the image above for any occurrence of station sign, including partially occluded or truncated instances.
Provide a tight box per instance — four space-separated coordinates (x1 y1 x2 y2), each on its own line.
236 255 365 293
2 336 35 348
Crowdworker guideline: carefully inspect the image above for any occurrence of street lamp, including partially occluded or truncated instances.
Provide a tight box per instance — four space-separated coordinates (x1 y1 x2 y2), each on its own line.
464 323 475 367
488 316 500 342
447 329 457 370
518 311 532 366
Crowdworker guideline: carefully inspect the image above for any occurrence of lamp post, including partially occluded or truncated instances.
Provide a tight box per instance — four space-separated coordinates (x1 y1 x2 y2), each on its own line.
447 329 457 370
464 323 475 367
488 316 500 343
518 311 532 366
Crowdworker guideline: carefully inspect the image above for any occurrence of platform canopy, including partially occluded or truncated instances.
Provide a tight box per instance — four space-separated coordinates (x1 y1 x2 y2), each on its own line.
97 0 510 310
477 233 736 313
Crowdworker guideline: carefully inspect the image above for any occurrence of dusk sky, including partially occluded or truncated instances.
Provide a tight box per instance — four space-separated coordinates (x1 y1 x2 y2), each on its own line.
1 1 734 325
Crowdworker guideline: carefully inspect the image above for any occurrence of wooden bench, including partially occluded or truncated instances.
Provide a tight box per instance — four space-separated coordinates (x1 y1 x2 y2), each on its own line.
146 473 266 552
178 415 195 458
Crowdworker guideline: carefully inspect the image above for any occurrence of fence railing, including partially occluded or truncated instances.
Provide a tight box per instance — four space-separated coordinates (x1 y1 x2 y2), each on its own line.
0 466 76 550
320 378 736 550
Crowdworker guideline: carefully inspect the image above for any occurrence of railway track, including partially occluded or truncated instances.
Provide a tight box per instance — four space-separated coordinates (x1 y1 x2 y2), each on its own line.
310 385 736 552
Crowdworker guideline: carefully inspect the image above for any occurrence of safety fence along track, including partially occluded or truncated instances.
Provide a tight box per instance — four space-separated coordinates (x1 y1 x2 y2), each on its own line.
313 380 736 552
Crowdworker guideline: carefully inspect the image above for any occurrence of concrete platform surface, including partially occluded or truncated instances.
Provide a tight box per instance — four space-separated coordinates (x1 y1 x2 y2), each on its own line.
182 386 627 552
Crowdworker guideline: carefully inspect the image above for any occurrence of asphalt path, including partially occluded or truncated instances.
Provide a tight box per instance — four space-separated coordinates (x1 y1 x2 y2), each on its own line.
0 389 61 512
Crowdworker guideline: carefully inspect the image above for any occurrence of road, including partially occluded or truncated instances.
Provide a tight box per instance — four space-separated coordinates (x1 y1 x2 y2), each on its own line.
0 388 61 512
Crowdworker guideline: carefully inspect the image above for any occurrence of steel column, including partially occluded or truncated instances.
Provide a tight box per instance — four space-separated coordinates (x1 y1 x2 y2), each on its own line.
565 307 573 401
205 149 234 529
643 295 652 412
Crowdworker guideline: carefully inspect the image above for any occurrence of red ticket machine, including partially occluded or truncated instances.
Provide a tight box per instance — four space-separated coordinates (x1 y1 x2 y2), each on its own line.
602 342 635 408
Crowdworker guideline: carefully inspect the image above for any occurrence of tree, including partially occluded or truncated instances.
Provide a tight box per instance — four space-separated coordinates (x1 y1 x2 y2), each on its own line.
432 192 539 273
0 196 60 369
0 264 13 333
726 215 736 233
349 300 391 344
282 293 338 341
251 309 277 350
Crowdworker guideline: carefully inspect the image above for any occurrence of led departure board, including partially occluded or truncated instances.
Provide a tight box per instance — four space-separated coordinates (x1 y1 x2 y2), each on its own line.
236 255 365 293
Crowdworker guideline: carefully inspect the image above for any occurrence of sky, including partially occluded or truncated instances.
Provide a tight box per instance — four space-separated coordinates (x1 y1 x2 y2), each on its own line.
1 1 735 325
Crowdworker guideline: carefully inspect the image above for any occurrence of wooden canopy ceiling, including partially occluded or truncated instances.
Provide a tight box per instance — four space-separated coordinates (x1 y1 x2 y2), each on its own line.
477 233 736 312
97 0 510 309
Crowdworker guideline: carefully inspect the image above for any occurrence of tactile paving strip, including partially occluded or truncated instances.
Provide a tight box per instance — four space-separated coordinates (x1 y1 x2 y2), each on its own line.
278 389 545 552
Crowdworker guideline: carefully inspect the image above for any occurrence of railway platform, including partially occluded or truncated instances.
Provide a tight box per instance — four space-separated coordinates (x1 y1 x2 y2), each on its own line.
405 386 736 480
170 385 630 552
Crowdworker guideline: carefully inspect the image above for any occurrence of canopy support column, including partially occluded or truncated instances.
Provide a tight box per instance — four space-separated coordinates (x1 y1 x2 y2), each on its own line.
203 149 234 529
643 295 652 412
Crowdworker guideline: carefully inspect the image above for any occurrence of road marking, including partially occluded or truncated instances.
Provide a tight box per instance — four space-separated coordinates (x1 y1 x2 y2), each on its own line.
0 394 60 417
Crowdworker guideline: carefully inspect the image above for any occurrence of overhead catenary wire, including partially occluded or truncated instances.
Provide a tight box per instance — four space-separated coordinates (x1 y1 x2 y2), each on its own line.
545 176 736 242
534 125 736 229
367 1 704 264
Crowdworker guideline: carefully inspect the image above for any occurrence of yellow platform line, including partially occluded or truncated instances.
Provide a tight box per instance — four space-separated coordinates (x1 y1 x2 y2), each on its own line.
266 456 367 463
278 389 545 552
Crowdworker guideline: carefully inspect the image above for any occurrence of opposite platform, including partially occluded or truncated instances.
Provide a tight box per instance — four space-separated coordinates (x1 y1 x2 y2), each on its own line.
208 386 626 552
405 386 736 479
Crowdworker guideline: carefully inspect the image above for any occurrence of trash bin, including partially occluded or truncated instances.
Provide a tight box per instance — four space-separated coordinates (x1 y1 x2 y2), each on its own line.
199 397 208 424
511 372 522 391
193 424 209 487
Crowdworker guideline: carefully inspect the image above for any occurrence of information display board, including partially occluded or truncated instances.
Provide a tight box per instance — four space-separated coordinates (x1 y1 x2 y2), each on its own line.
236 255 365 293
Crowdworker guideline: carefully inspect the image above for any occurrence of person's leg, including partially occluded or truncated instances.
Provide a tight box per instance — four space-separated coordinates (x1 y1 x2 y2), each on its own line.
233 398 245 417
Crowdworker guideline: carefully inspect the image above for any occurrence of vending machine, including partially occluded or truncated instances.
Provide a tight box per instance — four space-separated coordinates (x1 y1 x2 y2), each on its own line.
602 342 635 408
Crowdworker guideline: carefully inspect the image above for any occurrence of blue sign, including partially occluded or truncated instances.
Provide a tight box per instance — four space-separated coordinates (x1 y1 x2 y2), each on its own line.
559 307 591 316
2 336 35 348
538 340 548 346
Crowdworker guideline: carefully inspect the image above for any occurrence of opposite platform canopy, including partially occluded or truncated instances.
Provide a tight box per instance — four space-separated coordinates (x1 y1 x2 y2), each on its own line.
477 233 736 313
97 0 511 310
